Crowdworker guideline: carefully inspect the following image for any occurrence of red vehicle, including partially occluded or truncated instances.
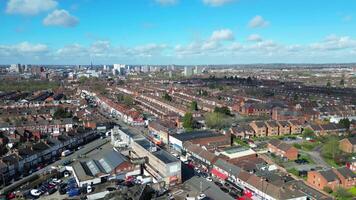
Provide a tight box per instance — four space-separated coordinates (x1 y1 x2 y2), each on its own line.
6 192 16 199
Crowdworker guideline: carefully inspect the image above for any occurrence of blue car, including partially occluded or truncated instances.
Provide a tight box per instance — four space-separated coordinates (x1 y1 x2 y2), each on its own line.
67 188 80 197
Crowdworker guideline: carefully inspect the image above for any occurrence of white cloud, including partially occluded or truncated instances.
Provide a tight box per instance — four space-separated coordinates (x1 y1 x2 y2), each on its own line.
247 34 262 42
248 15 270 28
133 43 168 57
55 44 87 58
90 41 111 55
310 35 356 51
210 29 234 41
2 35 356 64
6 0 57 15
43 9 79 28
0 42 48 59
203 0 235 6
155 0 178 5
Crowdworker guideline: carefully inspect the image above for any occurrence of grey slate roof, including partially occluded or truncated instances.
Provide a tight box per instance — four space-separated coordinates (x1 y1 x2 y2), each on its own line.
214 159 241 176
170 130 220 141
336 167 356 179
319 169 338 182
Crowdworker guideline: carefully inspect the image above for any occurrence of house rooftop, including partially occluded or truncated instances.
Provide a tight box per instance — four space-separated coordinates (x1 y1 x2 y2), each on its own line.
152 150 179 164
319 169 339 182
170 130 221 141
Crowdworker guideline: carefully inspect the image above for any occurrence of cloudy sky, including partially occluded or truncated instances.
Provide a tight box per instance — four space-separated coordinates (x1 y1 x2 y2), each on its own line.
0 0 356 65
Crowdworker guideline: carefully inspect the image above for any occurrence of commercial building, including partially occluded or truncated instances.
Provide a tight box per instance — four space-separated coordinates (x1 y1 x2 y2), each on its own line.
131 138 181 187
169 130 230 151
69 148 137 187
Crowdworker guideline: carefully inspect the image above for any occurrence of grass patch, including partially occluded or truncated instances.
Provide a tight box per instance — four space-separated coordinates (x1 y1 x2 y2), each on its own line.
287 168 298 176
324 157 341 168
233 138 249 147
298 154 315 164
299 141 319 151
348 186 356 196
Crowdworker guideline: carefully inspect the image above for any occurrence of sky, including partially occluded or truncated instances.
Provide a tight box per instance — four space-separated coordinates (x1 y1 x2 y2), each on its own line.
0 0 356 65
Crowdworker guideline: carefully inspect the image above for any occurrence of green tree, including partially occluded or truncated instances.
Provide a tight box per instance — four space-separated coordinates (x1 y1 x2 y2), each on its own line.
182 112 195 130
123 95 134 106
205 112 230 129
302 128 315 139
326 81 331 87
335 187 353 200
339 118 351 130
214 106 231 116
322 137 341 160
323 186 333 194
79 76 89 84
190 101 198 111
162 93 172 102
53 108 72 119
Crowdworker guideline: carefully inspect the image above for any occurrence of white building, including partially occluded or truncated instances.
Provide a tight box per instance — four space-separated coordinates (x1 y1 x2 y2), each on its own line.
184 66 193 77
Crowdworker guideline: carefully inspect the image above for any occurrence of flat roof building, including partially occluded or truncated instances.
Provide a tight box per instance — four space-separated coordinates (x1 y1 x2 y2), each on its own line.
131 138 181 188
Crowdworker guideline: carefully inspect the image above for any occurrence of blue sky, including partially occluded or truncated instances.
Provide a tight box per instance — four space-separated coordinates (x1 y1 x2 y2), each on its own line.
0 0 356 64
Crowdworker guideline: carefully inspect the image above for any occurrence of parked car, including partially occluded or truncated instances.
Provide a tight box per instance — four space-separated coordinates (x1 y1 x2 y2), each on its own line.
206 177 213 182
67 188 81 197
106 187 116 192
197 193 206 200
30 189 42 198
47 188 57 195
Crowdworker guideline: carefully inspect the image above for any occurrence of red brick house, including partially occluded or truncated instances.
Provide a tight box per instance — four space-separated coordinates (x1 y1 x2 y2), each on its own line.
307 169 340 191
307 167 356 191
339 137 356 153
267 139 298 160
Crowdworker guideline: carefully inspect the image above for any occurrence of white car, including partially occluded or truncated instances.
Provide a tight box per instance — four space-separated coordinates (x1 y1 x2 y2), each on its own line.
168 193 174 200
197 193 206 200
30 189 42 197
64 171 70 177
52 178 62 184
206 177 213 182
87 185 93 193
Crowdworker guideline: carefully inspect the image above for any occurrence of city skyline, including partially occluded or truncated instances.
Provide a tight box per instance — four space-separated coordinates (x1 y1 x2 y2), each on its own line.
1 0 356 64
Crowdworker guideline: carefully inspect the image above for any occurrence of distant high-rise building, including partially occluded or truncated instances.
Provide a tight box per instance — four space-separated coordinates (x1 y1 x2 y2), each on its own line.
194 66 202 75
184 66 193 77
142 65 150 73
113 64 126 76
9 63 22 73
